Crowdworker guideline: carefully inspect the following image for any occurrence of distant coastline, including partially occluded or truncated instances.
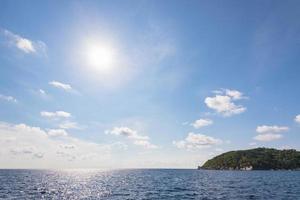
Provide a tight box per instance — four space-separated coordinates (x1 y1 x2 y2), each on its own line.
199 148 300 171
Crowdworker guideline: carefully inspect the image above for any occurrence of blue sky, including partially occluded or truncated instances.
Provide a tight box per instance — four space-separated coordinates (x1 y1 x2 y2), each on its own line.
0 0 299 168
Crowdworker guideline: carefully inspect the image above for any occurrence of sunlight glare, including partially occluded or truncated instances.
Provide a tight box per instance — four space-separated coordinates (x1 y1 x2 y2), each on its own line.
85 43 115 72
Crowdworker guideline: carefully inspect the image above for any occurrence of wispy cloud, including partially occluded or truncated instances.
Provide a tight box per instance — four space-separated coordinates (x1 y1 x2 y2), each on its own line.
41 111 81 131
36 89 51 99
205 89 247 117
0 94 17 103
110 142 128 151
41 111 71 119
254 134 282 142
191 119 213 129
133 21 177 65
48 81 79 94
256 125 289 134
181 121 189 126
106 126 157 149
224 89 247 100
173 132 222 151
58 121 81 130
1 29 46 55
254 125 289 142
39 89 46 95
60 144 76 149
295 115 300 124
49 81 72 91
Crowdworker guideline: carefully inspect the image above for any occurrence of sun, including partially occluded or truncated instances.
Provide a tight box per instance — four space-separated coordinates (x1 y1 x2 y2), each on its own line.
85 43 115 72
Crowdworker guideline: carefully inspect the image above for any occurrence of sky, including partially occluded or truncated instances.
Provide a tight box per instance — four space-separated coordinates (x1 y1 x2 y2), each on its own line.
0 0 300 169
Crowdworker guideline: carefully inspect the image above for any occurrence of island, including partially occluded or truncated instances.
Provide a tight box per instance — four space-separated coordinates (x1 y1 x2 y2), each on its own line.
199 147 300 170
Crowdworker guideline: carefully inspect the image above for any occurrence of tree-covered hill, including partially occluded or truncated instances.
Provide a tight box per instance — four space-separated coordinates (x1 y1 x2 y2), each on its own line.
200 148 300 170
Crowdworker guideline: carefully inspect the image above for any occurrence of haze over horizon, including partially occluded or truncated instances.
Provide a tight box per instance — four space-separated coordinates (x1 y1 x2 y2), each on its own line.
0 0 300 169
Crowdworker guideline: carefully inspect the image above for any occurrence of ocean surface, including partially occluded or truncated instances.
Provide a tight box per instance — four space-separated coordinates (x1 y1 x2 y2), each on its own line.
0 169 299 199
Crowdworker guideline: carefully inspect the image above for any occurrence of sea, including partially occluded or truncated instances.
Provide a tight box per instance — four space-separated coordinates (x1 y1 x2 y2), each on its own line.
0 169 299 199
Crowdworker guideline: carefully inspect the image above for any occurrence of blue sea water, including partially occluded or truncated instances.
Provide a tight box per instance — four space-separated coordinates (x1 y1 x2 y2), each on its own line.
0 169 299 199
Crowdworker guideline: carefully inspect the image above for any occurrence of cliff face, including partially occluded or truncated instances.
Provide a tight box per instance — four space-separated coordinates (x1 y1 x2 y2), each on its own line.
201 148 300 170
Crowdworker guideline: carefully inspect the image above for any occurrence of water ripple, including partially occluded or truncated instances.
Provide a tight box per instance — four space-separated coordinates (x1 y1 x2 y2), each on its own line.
0 169 299 199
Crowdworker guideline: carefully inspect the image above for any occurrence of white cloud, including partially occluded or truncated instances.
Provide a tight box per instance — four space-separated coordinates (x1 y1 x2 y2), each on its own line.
16 37 35 53
106 127 149 140
60 144 76 149
10 145 37 155
32 89 49 99
295 115 300 124
2 29 46 54
173 132 222 151
191 119 213 129
47 129 68 137
10 145 44 159
110 142 128 151
0 121 111 168
254 125 289 142
212 90 223 94
254 133 282 141
49 81 72 92
41 111 71 119
39 89 46 95
0 94 17 103
106 127 157 149
59 121 80 130
204 89 247 117
133 140 158 149
56 151 76 161
33 153 44 159
256 125 289 134
225 89 246 100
